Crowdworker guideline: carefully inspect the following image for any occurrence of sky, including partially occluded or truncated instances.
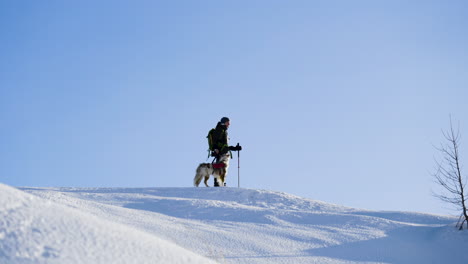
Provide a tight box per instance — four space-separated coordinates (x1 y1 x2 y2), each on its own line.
1 0 467 215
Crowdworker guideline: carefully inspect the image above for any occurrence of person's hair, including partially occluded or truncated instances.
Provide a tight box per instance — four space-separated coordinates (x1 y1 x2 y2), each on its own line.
220 117 230 124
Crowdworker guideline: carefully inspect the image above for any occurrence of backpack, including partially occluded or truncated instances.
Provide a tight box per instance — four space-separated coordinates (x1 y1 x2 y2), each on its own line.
207 126 233 159
207 128 219 151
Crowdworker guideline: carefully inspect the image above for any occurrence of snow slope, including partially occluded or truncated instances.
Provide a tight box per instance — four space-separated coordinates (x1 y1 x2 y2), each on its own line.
2 184 467 264
0 184 217 264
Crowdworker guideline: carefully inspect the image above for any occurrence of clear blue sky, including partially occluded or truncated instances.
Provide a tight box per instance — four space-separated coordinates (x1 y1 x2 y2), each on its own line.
1 0 467 215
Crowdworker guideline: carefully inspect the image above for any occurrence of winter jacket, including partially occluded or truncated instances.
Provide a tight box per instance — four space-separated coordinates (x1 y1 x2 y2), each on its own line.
213 122 229 155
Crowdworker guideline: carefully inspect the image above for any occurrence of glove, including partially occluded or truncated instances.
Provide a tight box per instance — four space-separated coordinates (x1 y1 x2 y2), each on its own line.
229 144 242 151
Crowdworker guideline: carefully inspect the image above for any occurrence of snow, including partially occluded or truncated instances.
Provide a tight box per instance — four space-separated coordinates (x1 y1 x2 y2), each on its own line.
1 183 467 264
0 184 216 264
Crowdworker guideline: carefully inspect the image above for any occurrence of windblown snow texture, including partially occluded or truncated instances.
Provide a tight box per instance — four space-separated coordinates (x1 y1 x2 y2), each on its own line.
1 184 467 264
0 184 216 264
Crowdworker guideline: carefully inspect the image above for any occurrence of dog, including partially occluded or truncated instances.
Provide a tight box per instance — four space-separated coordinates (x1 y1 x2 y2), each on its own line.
193 154 230 187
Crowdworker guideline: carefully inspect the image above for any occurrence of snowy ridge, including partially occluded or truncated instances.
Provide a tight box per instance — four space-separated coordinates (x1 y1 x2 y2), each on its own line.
0 184 217 264
2 184 468 264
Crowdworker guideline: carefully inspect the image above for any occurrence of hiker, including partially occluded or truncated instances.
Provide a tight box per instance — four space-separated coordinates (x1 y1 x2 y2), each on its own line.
208 117 242 186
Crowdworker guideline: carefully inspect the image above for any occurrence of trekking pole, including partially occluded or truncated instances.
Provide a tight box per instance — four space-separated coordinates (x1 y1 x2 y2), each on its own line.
237 143 240 188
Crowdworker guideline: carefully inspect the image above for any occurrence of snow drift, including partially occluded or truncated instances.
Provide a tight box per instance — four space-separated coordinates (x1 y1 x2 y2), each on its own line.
1 183 467 264
0 184 216 264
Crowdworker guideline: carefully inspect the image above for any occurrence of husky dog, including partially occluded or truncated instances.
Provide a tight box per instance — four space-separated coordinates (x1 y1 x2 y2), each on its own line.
193 154 230 187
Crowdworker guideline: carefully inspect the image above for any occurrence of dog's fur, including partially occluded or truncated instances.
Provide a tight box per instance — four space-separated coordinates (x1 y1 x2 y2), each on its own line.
193 154 230 187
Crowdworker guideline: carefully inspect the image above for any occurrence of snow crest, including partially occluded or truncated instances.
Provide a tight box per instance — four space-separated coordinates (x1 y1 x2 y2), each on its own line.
0 184 216 264
2 184 467 264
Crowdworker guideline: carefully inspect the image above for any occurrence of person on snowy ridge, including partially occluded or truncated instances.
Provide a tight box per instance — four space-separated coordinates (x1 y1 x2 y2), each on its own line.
207 117 241 186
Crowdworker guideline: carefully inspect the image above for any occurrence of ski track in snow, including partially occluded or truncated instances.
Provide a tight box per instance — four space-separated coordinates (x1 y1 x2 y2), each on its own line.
2 184 468 264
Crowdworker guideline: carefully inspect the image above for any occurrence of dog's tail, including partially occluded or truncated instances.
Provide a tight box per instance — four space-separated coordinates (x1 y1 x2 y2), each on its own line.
193 164 205 187
194 171 201 187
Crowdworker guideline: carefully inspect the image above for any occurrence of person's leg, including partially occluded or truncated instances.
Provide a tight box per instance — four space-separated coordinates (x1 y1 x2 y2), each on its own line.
213 155 220 187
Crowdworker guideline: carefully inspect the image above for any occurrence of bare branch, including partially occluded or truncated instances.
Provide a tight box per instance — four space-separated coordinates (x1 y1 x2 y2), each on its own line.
432 116 468 230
